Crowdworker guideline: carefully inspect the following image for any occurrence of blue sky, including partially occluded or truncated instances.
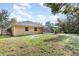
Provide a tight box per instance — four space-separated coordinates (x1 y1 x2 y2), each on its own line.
0 3 66 25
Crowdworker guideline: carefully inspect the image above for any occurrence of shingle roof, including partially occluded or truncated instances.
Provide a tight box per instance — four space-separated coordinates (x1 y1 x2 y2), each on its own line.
14 21 43 27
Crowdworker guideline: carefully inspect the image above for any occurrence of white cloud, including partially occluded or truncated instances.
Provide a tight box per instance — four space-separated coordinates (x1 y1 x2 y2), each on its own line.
18 3 31 9
16 9 32 18
10 4 32 22
39 3 47 8
10 3 59 25
32 14 58 25
48 15 58 24
28 15 46 25
39 3 51 11
37 15 46 20
13 4 26 10
36 15 46 23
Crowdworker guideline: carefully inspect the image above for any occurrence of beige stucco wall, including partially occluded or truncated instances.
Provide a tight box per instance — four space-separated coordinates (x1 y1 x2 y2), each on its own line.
12 26 43 36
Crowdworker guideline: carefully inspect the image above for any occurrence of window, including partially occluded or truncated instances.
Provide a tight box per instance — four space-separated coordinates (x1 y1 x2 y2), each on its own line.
25 27 28 31
34 27 37 31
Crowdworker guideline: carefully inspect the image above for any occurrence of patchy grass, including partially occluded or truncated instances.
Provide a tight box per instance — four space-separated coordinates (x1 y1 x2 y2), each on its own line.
0 35 10 39
0 34 79 56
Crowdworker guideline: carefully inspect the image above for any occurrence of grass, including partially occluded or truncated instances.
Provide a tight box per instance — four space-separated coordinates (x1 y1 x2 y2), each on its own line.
0 33 79 56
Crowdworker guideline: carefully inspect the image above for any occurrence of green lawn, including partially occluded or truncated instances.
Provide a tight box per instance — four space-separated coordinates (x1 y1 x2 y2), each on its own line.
0 33 79 56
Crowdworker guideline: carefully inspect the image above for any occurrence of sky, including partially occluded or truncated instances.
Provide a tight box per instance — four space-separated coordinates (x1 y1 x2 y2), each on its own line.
0 3 66 25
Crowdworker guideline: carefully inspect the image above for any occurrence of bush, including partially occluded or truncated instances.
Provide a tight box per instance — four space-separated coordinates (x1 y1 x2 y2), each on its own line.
53 27 60 33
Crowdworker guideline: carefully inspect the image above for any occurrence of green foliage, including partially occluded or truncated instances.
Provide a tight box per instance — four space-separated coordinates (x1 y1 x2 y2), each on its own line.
45 21 53 33
0 9 17 35
44 3 79 34
44 3 77 15
57 14 79 34
0 9 9 28
44 3 61 14
0 9 10 35
45 21 52 27
53 27 60 33
10 18 17 26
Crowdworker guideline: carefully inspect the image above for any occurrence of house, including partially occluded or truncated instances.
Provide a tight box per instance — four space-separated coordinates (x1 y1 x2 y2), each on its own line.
11 21 44 36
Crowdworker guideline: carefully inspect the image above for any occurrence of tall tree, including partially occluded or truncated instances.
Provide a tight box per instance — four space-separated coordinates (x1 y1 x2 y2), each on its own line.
44 3 78 15
10 18 17 27
0 9 9 35
6 18 17 35
44 3 79 34
45 21 52 27
45 21 53 33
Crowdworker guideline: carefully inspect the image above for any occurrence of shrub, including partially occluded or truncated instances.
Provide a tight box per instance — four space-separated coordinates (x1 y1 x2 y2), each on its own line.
53 27 60 33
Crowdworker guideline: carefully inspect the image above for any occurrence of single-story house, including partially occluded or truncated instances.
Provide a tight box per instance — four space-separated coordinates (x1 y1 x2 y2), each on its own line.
11 21 44 36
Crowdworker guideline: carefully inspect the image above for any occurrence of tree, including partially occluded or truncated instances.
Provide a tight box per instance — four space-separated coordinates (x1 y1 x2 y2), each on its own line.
10 18 17 26
6 18 17 35
53 27 60 34
44 3 79 34
44 3 78 15
45 21 52 27
0 9 10 35
45 21 53 33
56 13 79 33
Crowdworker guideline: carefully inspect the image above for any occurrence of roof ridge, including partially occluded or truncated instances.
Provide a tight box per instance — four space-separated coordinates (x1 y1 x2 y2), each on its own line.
15 21 43 27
